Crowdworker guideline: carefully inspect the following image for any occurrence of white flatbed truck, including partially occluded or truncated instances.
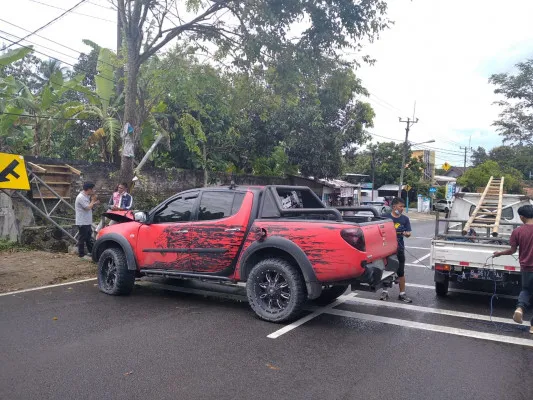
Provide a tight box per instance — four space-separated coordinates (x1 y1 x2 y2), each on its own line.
430 192 533 296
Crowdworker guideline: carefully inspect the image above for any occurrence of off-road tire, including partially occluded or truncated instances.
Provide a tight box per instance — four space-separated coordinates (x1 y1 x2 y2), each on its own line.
98 247 135 295
435 279 449 297
314 285 349 305
246 258 306 323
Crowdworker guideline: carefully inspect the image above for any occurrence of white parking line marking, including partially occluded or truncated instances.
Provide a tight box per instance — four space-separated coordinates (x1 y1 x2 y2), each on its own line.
407 283 518 299
405 246 431 250
0 278 97 297
324 308 533 348
413 237 432 240
344 296 529 326
267 293 357 339
412 253 431 264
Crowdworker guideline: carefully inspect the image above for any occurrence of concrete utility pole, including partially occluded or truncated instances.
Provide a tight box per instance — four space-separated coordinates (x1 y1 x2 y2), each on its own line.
460 136 472 170
370 147 376 200
397 117 419 198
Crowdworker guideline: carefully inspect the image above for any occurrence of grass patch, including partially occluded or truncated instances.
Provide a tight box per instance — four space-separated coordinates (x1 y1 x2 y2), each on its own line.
0 238 31 253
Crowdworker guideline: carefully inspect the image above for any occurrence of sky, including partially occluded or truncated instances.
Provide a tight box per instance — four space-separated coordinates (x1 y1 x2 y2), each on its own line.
2 0 533 169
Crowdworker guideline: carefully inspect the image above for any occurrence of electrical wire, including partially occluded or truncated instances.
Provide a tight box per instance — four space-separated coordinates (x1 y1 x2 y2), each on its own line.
0 34 117 87
0 111 99 122
25 0 115 23
4 0 88 50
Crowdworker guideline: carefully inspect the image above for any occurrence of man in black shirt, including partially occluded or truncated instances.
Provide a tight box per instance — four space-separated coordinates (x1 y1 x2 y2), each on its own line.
382 197 413 303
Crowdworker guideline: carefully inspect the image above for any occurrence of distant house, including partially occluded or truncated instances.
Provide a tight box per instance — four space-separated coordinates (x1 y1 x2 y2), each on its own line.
444 166 467 179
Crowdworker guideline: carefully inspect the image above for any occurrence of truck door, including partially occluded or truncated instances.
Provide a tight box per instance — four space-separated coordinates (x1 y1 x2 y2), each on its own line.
136 192 198 271
188 191 251 274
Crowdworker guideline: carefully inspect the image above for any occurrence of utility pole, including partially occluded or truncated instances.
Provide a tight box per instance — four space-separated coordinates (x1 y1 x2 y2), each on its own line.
397 117 419 198
460 135 472 170
459 146 472 169
370 147 376 201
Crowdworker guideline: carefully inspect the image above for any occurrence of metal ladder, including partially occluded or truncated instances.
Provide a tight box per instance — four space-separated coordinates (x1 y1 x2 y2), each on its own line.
463 176 505 237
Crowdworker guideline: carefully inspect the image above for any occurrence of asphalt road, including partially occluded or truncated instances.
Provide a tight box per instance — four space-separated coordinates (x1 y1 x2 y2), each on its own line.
1 219 532 400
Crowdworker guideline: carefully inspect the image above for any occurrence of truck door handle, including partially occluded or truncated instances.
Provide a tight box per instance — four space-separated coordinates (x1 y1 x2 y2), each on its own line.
225 228 241 232
177 229 188 233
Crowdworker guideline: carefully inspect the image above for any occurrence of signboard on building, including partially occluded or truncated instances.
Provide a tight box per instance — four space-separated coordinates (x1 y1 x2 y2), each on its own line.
445 182 456 200
340 187 354 198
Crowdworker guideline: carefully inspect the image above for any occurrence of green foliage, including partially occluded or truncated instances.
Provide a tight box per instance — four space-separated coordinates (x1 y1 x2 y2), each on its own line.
345 142 426 189
0 238 30 252
471 146 489 167
490 59 533 146
472 145 533 180
457 160 523 193
0 47 33 67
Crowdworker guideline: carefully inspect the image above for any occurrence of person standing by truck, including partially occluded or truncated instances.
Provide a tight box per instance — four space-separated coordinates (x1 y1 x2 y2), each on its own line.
493 205 533 333
75 182 99 260
382 197 413 303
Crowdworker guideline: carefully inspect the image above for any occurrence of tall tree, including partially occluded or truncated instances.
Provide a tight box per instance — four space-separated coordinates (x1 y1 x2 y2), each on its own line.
115 0 390 181
344 141 426 189
471 146 488 167
457 160 523 193
489 59 533 146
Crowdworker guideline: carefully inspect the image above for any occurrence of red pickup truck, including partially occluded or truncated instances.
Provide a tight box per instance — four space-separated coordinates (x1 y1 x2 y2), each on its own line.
93 185 399 322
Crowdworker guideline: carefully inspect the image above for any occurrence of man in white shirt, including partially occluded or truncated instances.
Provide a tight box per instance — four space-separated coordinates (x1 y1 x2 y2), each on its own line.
75 182 99 259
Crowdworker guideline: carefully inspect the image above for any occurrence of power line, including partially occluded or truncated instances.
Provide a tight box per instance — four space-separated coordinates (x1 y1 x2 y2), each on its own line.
0 111 98 122
25 0 115 24
370 132 466 155
0 19 116 69
0 34 117 87
0 29 80 62
5 0 88 50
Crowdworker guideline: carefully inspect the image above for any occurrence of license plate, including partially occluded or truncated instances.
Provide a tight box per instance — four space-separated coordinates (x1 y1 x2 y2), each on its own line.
470 269 503 280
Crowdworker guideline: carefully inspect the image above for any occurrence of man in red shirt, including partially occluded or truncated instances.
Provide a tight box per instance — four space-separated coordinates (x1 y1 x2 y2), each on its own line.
494 205 533 333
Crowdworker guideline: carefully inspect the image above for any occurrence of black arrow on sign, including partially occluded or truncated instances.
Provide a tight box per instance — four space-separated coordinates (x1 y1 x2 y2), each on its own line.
0 159 21 183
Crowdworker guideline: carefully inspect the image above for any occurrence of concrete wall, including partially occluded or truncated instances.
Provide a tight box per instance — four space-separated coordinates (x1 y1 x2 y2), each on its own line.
23 156 326 213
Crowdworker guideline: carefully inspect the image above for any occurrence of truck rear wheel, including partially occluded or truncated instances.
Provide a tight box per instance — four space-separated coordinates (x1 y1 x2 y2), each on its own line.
98 247 135 296
435 279 449 297
246 258 306 323
315 285 349 305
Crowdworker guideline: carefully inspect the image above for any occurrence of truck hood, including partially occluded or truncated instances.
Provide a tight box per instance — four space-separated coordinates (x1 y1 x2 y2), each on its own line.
103 210 136 223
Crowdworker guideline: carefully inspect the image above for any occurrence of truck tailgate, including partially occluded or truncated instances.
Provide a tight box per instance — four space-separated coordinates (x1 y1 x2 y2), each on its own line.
431 240 520 271
359 220 398 261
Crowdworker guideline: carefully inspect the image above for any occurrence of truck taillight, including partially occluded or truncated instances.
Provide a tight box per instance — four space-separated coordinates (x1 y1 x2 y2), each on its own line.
341 228 366 252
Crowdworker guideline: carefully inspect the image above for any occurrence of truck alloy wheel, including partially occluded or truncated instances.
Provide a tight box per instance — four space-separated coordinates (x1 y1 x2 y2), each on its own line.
247 258 306 323
97 248 135 296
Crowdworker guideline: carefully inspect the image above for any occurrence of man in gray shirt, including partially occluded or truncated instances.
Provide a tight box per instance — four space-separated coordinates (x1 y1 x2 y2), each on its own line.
75 182 100 259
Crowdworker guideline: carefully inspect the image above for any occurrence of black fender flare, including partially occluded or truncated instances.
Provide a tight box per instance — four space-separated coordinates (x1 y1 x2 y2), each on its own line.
238 236 322 299
92 233 138 271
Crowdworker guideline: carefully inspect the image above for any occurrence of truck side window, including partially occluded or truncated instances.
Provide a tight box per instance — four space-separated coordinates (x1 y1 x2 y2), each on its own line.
153 196 196 223
469 205 514 220
502 207 514 220
198 192 237 221
231 193 246 215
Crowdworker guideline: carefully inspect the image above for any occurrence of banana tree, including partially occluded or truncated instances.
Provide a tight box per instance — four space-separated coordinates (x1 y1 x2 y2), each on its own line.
66 47 122 162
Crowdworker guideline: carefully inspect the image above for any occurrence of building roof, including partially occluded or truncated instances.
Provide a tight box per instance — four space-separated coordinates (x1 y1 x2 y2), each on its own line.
434 175 457 183
318 178 358 189
377 184 405 191
444 166 466 176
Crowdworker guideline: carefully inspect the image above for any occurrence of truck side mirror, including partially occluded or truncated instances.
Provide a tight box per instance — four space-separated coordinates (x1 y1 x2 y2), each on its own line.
134 211 147 223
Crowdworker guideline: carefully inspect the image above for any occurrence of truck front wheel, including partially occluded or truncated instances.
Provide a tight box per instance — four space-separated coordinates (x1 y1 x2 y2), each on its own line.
98 247 135 296
435 279 449 297
246 258 306 323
